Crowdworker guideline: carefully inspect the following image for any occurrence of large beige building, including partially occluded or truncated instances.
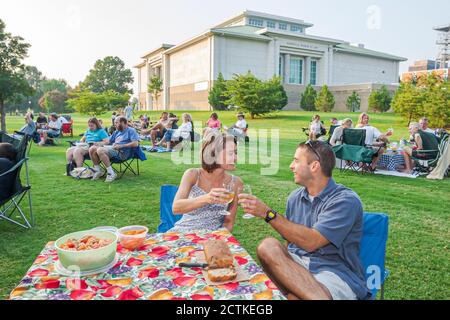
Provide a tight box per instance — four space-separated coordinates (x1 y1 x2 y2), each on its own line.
135 10 407 111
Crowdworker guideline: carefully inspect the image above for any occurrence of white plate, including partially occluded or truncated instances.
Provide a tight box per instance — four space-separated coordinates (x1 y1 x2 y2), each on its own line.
54 253 120 277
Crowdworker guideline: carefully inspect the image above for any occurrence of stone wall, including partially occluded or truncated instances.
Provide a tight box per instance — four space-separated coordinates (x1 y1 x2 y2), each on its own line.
282 83 399 112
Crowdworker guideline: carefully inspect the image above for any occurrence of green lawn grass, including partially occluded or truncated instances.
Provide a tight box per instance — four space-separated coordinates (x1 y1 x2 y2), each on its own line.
0 110 449 299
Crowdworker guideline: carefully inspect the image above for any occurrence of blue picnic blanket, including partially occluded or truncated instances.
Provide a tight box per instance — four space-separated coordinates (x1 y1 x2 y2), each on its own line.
142 145 174 153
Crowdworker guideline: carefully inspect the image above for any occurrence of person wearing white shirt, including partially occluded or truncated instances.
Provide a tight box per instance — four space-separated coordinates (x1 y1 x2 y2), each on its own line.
157 113 193 150
355 113 392 170
38 113 62 146
419 117 435 135
224 113 247 139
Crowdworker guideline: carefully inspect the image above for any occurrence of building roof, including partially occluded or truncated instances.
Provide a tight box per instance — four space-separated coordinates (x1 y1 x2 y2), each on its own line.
214 10 314 29
335 43 407 61
211 25 272 41
140 44 175 59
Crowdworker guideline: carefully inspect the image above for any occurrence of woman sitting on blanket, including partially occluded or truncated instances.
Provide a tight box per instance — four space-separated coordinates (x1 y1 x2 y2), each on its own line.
66 118 109 170
170 131 243 232
156 113 193 151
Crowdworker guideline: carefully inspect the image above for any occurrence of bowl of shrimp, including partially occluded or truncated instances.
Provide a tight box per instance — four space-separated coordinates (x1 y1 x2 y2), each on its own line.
55 230 118 271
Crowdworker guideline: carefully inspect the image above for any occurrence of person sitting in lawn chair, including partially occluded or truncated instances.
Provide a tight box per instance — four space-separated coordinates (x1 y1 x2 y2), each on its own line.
141 112 178 147
224 112 247 140
402 122 438 174
156 113 193 151
329 118 353 146
309 115 327 141
238 141 370 300
12 112 38 142
36 112 48 129
0 143 17 202
355 112 392 171
170 131 243 233
88 116 139 183
65 118 109 173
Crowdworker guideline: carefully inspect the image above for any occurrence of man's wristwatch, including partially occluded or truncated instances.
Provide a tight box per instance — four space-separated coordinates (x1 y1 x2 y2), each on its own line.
264 209 278 223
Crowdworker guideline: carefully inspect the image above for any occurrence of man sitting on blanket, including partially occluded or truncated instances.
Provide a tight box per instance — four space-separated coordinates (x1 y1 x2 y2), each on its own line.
89 116 139 183
238 141 370 300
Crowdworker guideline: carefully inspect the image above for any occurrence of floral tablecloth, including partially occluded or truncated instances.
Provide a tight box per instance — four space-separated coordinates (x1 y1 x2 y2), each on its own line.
10 228 285 300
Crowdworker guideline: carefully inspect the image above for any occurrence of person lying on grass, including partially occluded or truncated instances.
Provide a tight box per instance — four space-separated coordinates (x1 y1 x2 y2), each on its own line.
65 117 109 171
88 116 139 183
238 141 370 300
170 131 243 233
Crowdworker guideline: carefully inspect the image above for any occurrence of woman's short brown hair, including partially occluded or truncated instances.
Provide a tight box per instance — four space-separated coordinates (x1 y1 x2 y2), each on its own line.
201 131 236 173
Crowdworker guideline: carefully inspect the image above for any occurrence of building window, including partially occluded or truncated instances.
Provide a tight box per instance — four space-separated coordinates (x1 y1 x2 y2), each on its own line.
249 18 263 27
290 24 303 33
266 21 276 29
289 57 303 84
310 60 317 85
279 23 287 30
279 55 284 78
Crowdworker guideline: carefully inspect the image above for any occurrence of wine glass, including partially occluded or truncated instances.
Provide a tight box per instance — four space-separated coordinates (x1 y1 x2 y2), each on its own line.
240 185 255 220
219 179 235 216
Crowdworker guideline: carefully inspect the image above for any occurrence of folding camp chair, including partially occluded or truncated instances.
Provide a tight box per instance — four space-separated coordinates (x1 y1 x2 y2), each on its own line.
360 212 389 300
0 133 33 229
411 131 447 173
110 146 147 178
61 121 73 138
157 185 181 233
332 128 377 173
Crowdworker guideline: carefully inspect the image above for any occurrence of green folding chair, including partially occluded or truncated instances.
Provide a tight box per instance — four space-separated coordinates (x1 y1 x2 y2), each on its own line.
411 131 447 173
332 129 377 173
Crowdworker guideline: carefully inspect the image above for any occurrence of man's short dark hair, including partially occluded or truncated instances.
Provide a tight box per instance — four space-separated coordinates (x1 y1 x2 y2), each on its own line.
297 141 336 177
115 116 127 124
0 143 17 161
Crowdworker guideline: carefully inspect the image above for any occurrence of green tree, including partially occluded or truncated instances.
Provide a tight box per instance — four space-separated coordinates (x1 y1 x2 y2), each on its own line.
0 19 32 131
147 76 163 108
67 90 130 116
392 82 425 126
300 84 317 111
314 85 335 112
81 56 133 94
421 75 449 128
346 91 361 112
40 78 69 94
368 85 392 113
38 90 69 113
208 72 229 110
225 72 287 118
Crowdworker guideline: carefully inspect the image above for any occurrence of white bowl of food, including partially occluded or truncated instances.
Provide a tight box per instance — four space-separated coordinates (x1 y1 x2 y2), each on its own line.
55 230 118 272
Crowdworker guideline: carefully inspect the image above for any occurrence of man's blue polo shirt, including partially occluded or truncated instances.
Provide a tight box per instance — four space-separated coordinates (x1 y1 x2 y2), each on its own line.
285 178 371 300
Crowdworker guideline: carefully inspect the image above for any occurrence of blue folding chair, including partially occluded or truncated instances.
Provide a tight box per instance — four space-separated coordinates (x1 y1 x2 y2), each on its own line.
157 185 181 233
360 212 390 300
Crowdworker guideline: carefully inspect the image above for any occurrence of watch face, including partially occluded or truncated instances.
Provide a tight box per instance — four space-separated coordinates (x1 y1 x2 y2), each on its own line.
268 212 275 218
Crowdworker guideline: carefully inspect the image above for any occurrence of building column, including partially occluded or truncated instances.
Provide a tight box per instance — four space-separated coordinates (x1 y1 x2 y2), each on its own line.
147 62 153 111
284 54 290 84
162 55 170 110
304 56 311 85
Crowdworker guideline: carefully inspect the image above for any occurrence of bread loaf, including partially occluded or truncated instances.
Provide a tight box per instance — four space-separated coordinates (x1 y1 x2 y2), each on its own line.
203 239 234 269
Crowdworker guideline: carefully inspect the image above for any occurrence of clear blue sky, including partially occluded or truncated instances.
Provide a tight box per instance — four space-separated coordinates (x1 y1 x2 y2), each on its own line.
1 0 449 94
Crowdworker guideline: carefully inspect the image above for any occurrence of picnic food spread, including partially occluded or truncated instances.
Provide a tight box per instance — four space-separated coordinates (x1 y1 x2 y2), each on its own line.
203 239 237 282
10 228 284 300
59 235 113 251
